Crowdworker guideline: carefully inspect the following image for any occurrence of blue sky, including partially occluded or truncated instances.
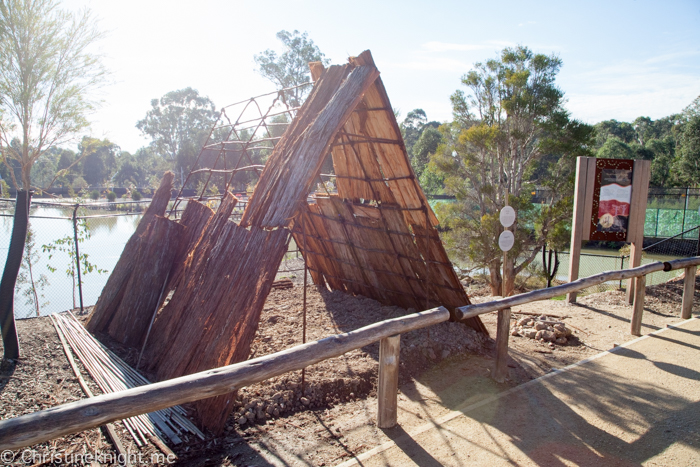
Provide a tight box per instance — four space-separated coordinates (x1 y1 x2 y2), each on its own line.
65 0 700 153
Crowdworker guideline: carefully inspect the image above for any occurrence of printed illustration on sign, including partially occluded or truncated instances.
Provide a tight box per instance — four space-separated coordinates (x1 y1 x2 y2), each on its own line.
596 168 632 234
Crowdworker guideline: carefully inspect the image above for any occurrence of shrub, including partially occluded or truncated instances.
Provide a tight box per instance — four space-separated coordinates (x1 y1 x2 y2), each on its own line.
89 190 100 200
131 190 142 201
106 191 117 202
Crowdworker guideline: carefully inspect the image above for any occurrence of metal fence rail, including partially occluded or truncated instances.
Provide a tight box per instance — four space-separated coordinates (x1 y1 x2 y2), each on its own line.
0 197 302 319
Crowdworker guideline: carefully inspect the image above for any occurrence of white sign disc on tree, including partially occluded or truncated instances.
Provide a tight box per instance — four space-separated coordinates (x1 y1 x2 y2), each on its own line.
499 230 515 252
500 206 516 228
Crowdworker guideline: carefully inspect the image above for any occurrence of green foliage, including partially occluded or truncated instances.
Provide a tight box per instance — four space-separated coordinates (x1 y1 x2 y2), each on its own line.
254 30 329 108
17 226 49 316
89 190 99 200
676 115 700 185
136 87 217 186
131 189 142 201
0 0 107 190
79 137 119 186
42 219 106 298
106 191 116 202
591 99 700 187
432 45 594 295
0 178 9 197
399 109 443 186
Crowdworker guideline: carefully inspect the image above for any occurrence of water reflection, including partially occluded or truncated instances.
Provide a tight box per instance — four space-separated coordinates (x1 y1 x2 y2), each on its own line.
1 205 142 319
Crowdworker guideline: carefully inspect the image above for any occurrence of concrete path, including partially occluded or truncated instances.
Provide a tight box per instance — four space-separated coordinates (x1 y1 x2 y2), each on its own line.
338 318 700 467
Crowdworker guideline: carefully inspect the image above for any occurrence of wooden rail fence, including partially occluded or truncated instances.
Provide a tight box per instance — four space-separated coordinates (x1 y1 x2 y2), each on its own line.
456 256 700 382
0 257 697 450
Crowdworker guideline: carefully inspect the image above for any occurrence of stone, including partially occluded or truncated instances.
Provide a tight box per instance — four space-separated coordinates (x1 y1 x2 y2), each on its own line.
301 397 310 406
510 327 520 336
524 329 538 339
555 337 567 345
237 416 247 425
541 330 556 342
535 322 548 331
517 317 530 326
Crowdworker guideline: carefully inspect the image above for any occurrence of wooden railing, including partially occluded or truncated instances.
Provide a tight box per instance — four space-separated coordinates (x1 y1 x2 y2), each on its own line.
0 308 449 450
456 256 700 382
0 257 697 450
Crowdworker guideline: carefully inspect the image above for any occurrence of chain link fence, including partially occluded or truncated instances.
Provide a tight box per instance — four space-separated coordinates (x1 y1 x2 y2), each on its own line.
1 196 303 320
1 198 149 319
525 225 700 295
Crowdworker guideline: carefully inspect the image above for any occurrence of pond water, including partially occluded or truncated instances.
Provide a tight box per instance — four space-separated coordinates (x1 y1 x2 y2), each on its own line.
1 204 142 319
0 201 691 319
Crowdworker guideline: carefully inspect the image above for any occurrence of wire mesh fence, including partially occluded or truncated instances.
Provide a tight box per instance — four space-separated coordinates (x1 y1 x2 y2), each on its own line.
524 226 699 296
1 196 305 320
3 193 699 319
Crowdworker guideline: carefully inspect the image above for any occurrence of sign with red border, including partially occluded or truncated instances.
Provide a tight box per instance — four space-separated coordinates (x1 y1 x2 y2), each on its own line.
589 158 634 242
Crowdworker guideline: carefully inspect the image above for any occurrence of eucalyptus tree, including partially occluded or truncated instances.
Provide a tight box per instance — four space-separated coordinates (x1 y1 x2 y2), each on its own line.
0 0 107 359
431 46 594 295
254 30 329 108
136 87 218 187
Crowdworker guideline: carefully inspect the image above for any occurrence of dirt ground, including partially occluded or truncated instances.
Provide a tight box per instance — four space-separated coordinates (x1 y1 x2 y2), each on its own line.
1 266 698 466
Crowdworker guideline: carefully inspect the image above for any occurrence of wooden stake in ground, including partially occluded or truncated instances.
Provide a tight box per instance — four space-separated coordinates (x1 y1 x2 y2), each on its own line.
377 334 400 428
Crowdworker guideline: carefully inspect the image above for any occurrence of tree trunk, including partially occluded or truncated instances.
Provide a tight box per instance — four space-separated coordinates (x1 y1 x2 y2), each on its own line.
489 259 502 296
0 190 31 359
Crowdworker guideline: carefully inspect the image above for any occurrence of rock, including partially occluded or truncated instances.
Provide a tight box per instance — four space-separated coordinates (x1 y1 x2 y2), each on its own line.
245 411 255 421
237 416 248 425
524 329 538 339
427 348 437 360
300 397 310 406
535 322 548 331
441 349 450 359
517 317 530 326
555 337 567 345
535 330 543 340
510 327 520 337
541 330 556 342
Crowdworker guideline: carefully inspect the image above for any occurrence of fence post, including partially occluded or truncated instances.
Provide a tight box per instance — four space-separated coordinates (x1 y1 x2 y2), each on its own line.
655 209 659 238
630 274 646 336
377 334 400 428
72 204 84 313
493 308 512 383
681 266 696 320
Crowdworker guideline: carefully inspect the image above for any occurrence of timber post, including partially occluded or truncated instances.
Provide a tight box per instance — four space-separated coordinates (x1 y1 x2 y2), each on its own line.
72 204 84 313
493 308 511 383
377 334 400 428
0 190 31 359
681 265 696 319
630 274 646 336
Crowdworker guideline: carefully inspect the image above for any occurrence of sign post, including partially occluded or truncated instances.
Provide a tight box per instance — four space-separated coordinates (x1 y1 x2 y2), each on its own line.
494 201 515 383
568 157 650 303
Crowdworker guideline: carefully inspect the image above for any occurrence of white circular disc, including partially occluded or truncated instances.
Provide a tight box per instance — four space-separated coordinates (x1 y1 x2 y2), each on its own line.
500 206 516 228
499 230 515 252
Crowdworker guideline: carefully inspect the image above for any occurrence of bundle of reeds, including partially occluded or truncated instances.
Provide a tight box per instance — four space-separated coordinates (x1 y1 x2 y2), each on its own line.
51 312 204 448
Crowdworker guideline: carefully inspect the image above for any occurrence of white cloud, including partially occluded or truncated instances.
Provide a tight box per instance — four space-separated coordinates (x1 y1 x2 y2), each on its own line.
563 51 700 121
